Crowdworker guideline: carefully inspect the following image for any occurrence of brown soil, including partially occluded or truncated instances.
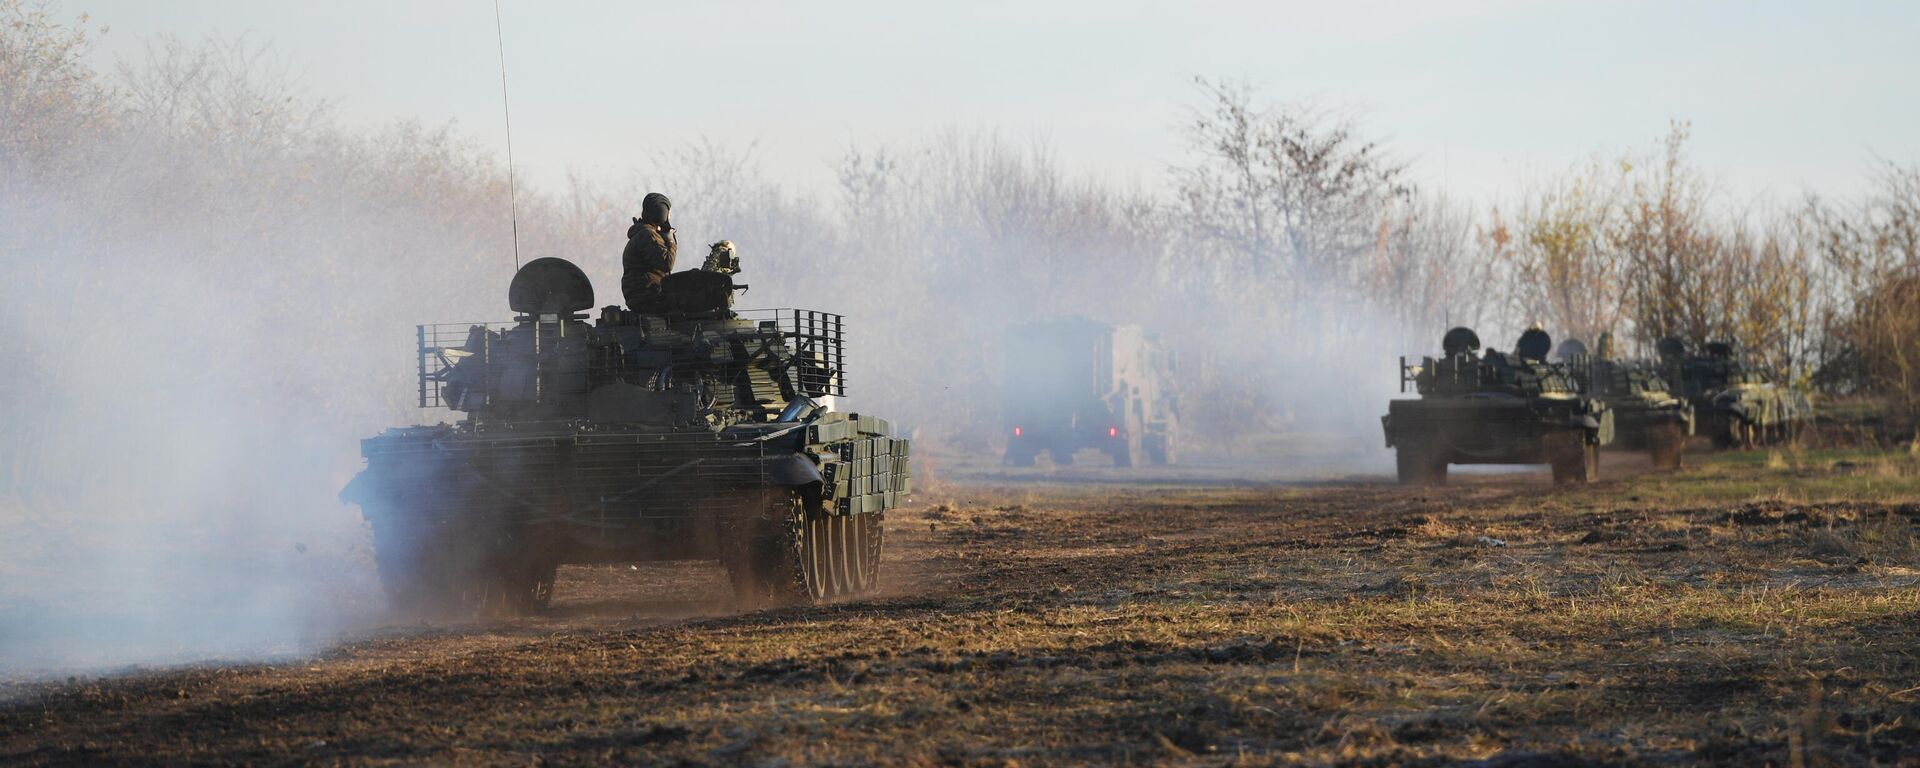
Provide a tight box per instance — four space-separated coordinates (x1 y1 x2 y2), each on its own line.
4 456 1919 766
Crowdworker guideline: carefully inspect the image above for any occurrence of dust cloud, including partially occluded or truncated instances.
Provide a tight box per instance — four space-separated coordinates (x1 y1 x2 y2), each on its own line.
0 22 522 676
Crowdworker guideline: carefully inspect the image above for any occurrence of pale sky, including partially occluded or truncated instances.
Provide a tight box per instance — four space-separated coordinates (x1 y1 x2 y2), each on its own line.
70 0 1920 206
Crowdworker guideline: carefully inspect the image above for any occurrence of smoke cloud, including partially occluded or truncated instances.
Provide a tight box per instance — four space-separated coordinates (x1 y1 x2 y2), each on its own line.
0 11 1485 677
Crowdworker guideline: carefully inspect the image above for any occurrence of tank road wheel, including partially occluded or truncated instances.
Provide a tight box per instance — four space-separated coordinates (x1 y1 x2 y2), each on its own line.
1395 444 1448 487
724 490 832 609
828 512 884 597
722 497 885 608
802 510 838 601
1647 423 1686 471
832 514 862 596
852 513 884 593
1548 432 1599 485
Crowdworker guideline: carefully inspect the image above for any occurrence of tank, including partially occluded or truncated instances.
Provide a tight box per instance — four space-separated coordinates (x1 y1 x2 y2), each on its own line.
339 256 910 614
1002 317 1179 468
1563 333 1693 470
1382 327 1614 486
1658 338 1812 449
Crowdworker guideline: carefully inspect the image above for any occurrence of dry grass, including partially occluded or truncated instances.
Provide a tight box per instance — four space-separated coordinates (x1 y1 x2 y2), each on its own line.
4 450 1920 765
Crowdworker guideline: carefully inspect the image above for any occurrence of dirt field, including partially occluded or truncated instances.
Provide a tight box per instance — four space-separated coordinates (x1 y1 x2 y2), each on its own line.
5 448 1920 766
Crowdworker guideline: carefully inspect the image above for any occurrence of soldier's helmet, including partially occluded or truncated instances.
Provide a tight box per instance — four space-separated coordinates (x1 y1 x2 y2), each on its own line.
703 240 740 274
1657 336 1687 360
1516 327 1553 362
1442 327 1482 358
1595 332 1616 361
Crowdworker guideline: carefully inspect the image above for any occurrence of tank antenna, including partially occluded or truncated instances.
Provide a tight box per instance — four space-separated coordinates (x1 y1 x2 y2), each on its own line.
493 0 521 270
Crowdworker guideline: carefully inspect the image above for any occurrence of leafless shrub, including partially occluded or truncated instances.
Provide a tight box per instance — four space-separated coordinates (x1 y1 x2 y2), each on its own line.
1808 163 1920 430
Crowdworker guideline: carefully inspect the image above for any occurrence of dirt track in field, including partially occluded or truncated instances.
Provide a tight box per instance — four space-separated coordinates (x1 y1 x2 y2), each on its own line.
5 453 1920 766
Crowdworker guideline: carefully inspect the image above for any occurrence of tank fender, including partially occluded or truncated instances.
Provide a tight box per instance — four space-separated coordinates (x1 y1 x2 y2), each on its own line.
1575 408 1617 445
767 451 824 487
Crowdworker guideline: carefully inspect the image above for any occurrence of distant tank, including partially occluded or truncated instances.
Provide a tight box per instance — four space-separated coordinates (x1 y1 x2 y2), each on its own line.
339 256 910 613
1564 333 1693 470
1003 317 1178 468
1382 327 1614 485
1658 338 1812 448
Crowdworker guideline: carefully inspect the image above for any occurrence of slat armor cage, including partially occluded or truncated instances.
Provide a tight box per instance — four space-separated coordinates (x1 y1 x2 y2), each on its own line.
416 309 846 410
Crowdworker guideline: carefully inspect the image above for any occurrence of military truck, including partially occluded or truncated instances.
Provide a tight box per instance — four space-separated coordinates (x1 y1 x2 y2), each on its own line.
339 256 910 614
1564 333 1693 470
1003 318 1178 468
1658 338 1812 449
1382 327 1614 486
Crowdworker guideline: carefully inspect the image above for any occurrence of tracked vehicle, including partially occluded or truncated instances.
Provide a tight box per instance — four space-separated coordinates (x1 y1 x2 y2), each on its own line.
1382 327 1613 486
340 257 910 613
1658 338 1812 449
1565 334 1693 470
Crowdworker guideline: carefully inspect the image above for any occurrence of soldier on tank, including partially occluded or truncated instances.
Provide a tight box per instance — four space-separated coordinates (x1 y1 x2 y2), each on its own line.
622 192 677 313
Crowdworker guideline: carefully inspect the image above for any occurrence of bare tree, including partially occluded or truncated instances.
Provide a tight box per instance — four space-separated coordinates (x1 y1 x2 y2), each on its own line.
1174 78 1411 297
0 0 113 179
1614 123 1729 351
1495 157 1631 346
1807 162 1920 429
1366 192 1488 345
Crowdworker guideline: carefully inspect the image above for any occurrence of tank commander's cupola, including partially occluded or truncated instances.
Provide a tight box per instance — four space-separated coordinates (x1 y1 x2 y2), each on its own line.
1441 327 1481 358
508 257 595 319
1515 327 1552 363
